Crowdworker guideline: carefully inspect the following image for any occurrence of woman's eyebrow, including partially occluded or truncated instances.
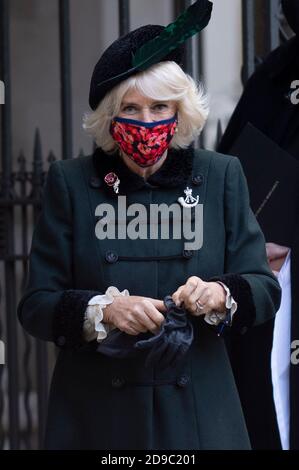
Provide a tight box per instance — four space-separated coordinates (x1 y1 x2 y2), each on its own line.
121 100 168 106
121 101 139 106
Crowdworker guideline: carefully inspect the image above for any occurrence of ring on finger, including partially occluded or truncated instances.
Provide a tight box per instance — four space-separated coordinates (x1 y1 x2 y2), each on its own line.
195 300 204 313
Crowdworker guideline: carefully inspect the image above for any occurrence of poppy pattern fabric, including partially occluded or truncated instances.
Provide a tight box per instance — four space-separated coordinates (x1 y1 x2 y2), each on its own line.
109 115 178 167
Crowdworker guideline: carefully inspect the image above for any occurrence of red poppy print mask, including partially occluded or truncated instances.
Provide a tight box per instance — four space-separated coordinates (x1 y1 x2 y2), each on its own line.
109 114 178 167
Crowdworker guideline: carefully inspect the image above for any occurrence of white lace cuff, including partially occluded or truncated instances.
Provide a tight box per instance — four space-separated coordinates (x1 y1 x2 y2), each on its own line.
83 286 129 342
204 281 238 326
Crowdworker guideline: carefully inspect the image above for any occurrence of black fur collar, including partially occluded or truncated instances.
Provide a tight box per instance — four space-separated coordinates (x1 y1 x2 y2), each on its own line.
92 146 194 196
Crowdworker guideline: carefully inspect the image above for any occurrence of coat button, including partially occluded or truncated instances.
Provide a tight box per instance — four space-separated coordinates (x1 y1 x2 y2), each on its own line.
240 326 248 335
105 250 118 263
192 174 204 186
56 335 66 347
111 377 126 389
182 249 194 259
176 375 190 387
89 176 102 188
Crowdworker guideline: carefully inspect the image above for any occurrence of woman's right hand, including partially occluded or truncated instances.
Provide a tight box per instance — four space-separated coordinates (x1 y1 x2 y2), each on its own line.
102 296 167 335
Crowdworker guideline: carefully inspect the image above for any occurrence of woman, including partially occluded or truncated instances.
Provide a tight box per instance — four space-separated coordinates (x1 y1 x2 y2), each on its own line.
17 11 281 450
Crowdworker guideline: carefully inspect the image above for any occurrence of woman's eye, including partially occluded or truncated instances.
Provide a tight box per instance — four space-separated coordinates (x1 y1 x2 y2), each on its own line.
154 104 168 111
122 106 137 113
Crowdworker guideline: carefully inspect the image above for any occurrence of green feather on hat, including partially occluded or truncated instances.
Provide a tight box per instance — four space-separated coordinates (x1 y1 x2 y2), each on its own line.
132 0 213 71
97 0 213 89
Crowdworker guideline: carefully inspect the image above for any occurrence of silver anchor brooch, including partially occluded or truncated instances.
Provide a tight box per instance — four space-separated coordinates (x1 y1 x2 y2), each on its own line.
178 186 199 208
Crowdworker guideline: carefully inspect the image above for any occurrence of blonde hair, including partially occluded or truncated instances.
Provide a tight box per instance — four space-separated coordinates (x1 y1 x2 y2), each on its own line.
83 60 209 152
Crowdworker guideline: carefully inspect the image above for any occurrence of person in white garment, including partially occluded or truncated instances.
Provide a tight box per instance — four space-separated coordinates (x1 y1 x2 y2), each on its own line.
266 242 291 450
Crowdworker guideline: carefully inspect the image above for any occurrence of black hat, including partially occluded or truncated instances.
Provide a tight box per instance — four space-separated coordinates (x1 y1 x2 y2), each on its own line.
89 25 185 110
89 0 213 110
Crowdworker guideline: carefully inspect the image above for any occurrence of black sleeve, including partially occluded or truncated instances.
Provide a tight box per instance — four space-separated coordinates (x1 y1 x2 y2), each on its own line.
17 161 102 349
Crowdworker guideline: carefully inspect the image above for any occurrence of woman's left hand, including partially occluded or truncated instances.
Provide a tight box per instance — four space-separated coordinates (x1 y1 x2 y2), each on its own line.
171 276 226 316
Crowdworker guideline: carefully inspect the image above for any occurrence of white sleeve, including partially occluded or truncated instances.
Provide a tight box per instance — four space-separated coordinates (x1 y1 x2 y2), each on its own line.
271 250 291 450
83 287 129 342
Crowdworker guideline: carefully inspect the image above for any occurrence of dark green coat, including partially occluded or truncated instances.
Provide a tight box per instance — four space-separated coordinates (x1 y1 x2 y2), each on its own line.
17 146 281 450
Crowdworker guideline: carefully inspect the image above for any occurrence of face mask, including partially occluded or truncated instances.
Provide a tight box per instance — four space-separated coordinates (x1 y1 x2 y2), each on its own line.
109 114 178 167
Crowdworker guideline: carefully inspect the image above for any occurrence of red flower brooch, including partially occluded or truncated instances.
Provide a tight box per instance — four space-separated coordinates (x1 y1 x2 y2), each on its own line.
104 172 120 194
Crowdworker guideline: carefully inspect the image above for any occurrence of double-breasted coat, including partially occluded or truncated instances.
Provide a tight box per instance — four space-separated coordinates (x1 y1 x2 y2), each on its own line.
17 145 281 450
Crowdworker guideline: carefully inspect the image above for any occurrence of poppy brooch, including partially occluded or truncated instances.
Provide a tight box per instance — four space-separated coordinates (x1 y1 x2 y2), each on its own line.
104 172 120 194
